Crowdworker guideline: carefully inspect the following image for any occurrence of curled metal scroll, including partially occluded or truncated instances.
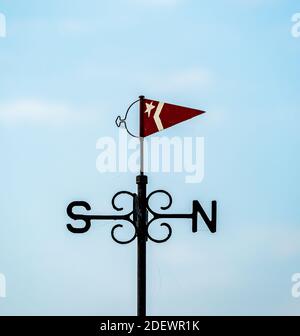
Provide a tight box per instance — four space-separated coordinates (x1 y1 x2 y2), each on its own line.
146 190 174 243
146 190 173 213
111 223 137 245
147 220 172 243
112 191 135 211
110 191 137 244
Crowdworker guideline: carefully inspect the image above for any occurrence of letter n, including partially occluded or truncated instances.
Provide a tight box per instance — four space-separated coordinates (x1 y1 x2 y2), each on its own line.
192 200 217 233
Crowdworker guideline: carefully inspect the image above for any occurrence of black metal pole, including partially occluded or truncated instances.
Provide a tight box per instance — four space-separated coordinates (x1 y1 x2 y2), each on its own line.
136 174 147 317
136 95 147 317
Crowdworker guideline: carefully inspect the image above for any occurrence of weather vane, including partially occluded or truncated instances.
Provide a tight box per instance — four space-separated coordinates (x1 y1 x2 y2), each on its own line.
66 95 217 317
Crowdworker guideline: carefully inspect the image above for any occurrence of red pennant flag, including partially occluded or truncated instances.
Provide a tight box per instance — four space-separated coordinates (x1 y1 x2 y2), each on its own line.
140 98 205 137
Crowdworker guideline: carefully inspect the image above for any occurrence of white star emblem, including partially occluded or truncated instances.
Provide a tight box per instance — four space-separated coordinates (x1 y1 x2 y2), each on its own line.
145 101 155 117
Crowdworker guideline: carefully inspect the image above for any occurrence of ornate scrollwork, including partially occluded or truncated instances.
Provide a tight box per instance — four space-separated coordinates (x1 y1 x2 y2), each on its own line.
146 220 172 243
146 190 173 214
112 191 135 212
110 191 137 244
146 190 174 243
111 223 137 244
67 185 217 245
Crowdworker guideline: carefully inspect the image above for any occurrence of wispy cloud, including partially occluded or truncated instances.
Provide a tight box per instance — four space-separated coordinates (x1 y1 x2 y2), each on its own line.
0 99 77 124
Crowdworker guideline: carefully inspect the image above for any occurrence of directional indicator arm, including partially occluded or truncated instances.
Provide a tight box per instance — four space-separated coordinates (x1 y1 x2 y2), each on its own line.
66 189 217 244
145 190 217 243
67 191 138 244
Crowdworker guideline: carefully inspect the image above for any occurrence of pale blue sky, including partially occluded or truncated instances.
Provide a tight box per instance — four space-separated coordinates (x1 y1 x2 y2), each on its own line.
0 0 300 315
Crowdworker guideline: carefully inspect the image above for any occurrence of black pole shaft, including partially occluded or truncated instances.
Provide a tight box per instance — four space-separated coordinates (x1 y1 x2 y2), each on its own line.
136 174 147 317
137 95 147 316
